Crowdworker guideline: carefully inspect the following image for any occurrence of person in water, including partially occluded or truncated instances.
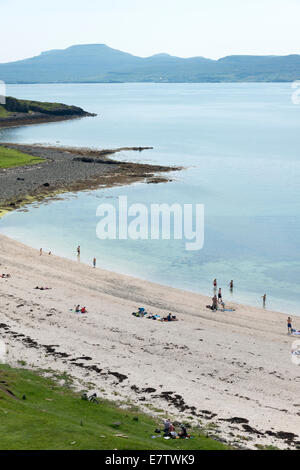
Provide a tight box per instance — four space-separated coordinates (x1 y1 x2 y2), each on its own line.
262 294 267 307
287 317 293 335
229 280 234 290
77 246 81 257
218 288 223 303
213 279 217 290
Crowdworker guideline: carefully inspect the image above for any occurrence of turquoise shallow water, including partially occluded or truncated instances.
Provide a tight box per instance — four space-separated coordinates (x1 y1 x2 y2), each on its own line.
0 83 299 314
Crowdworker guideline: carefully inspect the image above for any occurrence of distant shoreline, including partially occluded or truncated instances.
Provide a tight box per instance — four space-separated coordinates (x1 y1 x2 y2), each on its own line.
0 111 94 129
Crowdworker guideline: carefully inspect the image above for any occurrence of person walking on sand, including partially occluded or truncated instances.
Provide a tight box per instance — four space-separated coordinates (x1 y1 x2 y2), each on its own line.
287 317 293 335
93 257 96 269
39 248 43 256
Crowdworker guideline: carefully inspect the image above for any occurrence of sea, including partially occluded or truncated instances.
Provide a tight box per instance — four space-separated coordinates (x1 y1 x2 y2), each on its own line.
0 83 299 315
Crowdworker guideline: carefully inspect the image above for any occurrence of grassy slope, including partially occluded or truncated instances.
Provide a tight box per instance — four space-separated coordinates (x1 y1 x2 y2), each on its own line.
0 365 229 451
3 96 87 116
0 146 44 169
0 105 10 118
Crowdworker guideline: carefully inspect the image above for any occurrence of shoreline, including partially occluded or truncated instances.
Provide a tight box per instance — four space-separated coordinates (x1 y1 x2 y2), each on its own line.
0 143 181 217
0 112 95 129
0 233 299 450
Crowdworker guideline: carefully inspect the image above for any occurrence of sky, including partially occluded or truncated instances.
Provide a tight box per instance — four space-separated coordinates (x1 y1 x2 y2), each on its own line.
1 0 300 63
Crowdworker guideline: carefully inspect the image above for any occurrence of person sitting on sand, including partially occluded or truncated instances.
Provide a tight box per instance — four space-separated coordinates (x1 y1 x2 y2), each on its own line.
75 305 81 313
163 313 178 322
288 317 293 335
212 295 218 311
81 307 87 314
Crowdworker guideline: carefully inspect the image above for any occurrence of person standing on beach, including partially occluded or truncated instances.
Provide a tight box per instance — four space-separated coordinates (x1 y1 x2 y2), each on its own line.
262 294 267 307
77 245 81 257
39 248 43 256
218 288 222 303
287 317 293 335
93 257 96 269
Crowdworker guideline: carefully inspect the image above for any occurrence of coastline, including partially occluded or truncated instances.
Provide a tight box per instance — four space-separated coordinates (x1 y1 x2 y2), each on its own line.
0 143 180 217
0 232 298 450
0 112 95 129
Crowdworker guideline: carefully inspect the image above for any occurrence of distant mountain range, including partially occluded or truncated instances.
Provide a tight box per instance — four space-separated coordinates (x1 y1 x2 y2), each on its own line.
1 44 300 83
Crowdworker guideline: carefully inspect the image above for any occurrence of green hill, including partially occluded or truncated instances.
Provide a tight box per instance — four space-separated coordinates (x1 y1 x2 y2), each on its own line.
0 44 300 83
0 364 229 450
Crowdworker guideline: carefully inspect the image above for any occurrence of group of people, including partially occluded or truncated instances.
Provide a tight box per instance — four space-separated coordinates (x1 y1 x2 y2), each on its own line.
132 308 178 323
209 279 232 311
75 305 87 314
213 279 268 308
39 248 51 256
1 273 11 279
160 419 190 439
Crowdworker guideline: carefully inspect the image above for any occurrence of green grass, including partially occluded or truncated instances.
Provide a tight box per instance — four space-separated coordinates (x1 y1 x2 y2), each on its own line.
0 146 44 169
0 364 229 450
0 105 10 118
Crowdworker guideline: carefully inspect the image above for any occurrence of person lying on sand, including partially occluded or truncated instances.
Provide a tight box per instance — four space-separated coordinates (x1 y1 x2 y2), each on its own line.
34 286 52 290
163 313 178 322
1 274 11 278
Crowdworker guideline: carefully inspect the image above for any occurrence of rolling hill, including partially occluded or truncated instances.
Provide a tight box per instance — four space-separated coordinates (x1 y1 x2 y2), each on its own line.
0 44 300 83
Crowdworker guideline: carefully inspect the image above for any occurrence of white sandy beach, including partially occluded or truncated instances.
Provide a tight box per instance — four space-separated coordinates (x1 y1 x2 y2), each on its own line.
0 233 299 450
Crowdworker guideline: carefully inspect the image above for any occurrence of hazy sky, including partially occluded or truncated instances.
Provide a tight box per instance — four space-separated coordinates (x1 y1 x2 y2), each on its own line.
1 0 300 63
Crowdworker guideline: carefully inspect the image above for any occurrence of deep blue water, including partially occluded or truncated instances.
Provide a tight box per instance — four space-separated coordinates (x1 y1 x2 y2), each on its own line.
0 83 299 314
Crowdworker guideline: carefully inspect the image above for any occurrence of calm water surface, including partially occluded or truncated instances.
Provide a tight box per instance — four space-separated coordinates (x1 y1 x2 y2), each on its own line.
0 83 299 314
